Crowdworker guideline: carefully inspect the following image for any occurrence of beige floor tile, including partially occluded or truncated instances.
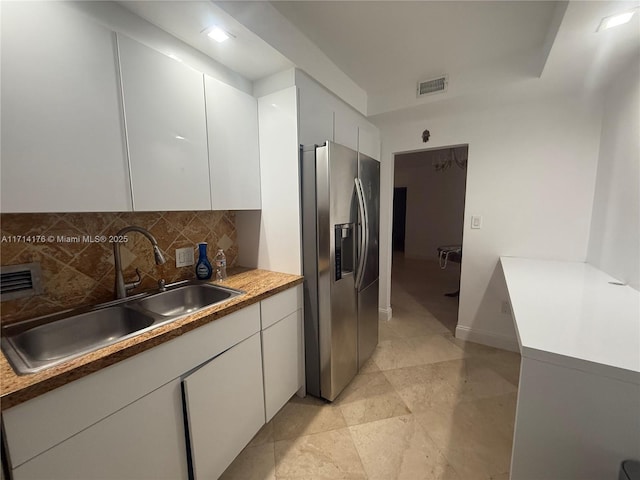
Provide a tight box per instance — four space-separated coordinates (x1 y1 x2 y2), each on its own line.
372 334 464 371
473 392 518 439
248 420 274 447
414 397 513 480
220 443 276 480
441 335 522 387
481 352 522 387
383 364 460 412
370 338 426 371
349 415 460 480
274 428 367 479
432 359 518 402
406 334 466 365
487 472 510 480
335 371 410 426
358 356 381 374
272 395 346 441
386 312 444 338
379 320 402 341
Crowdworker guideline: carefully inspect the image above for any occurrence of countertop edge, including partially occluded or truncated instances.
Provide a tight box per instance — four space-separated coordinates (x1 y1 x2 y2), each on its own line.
500 256 640 385
1 269 303 410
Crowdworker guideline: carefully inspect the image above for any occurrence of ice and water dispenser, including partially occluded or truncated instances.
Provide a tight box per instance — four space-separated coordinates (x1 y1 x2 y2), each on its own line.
334 223 354 281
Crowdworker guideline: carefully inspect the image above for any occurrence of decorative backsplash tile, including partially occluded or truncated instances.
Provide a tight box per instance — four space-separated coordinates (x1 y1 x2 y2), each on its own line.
0 211 238 324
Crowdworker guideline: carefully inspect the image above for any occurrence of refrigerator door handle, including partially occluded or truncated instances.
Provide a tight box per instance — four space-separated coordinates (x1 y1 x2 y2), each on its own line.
354 178 369 290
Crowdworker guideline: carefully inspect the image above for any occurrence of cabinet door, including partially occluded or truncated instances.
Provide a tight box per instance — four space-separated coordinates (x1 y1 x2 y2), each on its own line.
334 102 360 151
262 309 304 421
1 2 131 212
117 34 211 211
297 81 335 146
12 380 188 480
183 332 265 480
358 125 381 161
205 76 261 210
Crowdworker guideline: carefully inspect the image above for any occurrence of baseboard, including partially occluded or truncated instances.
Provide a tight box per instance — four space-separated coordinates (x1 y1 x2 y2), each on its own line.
455 325 520 353
378 306 392 321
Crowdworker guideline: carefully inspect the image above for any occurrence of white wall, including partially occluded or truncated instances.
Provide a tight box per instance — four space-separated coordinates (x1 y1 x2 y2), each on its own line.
375 94 601 349
587 61 640 291
236 87 301 275
394 149 467 259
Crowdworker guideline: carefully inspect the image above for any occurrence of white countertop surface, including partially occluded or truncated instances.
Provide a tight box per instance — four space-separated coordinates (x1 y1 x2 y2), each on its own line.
500 257 640 384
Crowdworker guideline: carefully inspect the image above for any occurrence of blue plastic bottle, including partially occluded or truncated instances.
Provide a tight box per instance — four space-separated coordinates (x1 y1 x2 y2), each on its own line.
195 242 213 280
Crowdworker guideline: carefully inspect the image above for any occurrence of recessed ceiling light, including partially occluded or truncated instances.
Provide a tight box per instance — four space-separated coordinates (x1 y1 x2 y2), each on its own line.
207 26 230 43
597 10 636 31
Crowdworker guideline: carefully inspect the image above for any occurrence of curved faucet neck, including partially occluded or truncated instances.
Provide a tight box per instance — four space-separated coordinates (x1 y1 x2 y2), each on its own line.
113 226 165 299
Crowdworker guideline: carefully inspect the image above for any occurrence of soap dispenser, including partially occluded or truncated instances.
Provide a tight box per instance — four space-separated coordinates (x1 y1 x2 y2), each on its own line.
195 242 213 280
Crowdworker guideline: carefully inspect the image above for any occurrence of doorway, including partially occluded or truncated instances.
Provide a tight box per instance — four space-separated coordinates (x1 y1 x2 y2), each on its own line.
392 187 407 252
390 145 468 333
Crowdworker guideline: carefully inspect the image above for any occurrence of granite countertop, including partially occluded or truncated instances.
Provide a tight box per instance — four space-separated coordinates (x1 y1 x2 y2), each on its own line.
0 268 303 410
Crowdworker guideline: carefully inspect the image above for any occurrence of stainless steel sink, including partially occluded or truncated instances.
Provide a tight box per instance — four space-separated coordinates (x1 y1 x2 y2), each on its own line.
131 283 241 317
1 281 244 375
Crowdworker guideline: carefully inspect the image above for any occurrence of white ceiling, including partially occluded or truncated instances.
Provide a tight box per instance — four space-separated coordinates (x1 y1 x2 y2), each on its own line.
269 0 640 115
118 0 640 116
271 1 558 94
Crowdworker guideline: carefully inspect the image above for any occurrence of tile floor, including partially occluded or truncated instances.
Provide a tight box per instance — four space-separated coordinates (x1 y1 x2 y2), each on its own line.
221 255 521 480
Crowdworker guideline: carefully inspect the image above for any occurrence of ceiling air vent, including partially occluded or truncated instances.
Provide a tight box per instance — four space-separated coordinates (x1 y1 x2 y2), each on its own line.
1 263 44 301
417 75 448 98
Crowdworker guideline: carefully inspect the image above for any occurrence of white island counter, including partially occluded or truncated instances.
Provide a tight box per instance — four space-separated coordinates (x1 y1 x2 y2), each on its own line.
501 257 640 480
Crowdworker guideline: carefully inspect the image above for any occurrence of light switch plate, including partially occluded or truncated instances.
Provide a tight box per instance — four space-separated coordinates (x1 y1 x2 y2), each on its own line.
471 215 483 229
175 247 195 268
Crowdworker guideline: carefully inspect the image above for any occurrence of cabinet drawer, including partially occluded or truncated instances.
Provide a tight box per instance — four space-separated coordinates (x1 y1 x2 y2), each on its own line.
261 285 302 329
3 304 260 468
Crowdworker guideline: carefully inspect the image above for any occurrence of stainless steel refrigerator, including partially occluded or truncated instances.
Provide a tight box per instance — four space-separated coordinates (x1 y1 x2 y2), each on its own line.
301 141 380 401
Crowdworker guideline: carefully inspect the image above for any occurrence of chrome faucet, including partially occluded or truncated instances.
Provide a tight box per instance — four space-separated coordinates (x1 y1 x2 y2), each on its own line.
113 226 166 299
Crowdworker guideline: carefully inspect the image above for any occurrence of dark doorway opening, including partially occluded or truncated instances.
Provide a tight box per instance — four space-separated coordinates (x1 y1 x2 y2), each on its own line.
390 145 469 334
392 187 407 252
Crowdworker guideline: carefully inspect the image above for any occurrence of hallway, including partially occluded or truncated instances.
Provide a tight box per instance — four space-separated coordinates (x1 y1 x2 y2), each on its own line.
221 256 521 480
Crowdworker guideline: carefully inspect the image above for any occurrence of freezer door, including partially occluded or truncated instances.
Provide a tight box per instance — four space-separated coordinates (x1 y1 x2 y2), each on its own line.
315 142 359 401
302 141 363 401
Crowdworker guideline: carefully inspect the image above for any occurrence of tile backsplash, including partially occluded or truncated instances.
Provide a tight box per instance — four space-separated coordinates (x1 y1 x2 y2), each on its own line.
0 211 238 324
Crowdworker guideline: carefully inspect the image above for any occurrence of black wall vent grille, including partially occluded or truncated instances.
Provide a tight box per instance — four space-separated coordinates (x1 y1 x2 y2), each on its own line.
0 263 44 301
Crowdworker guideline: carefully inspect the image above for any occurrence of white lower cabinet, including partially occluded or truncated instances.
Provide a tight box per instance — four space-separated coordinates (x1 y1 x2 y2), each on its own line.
13 379 188 480
261 285 304 421
262 309 304 421
182 333 265 480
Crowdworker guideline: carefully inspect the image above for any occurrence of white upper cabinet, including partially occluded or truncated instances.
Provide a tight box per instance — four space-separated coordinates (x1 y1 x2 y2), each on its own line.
204 76 261 210
358 124 381 161
117 34 211 211
333 102 360 152
296 74 335 147
0 2 132 213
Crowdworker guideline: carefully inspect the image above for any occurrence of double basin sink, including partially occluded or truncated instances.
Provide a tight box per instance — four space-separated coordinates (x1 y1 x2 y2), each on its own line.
1 281 244 375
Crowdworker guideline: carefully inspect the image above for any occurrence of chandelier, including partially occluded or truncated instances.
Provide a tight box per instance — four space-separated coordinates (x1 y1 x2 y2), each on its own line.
432 147 468 172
